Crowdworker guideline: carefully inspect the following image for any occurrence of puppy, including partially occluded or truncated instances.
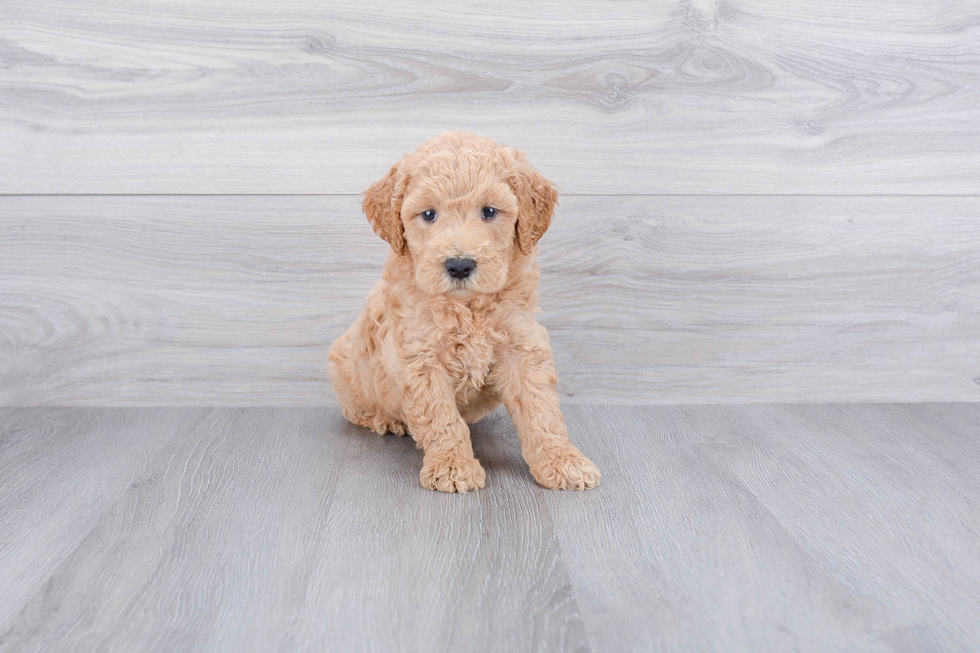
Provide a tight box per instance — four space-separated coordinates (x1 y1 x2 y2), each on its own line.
329 132 600 493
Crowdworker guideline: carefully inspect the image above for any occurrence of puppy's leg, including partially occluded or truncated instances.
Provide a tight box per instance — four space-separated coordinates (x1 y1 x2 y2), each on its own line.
329 329 406 436
403 365 486 493
493 324 600 491
328 332 371 426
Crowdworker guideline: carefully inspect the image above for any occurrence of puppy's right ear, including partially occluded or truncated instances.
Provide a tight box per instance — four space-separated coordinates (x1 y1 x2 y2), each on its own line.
362 162 408 254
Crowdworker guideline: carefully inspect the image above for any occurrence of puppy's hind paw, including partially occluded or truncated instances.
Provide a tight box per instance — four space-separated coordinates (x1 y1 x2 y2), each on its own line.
530 448 601 491
420 452 487 493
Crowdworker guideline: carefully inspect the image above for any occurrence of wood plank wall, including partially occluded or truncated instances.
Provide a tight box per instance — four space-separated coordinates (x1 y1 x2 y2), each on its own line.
2 0 978 405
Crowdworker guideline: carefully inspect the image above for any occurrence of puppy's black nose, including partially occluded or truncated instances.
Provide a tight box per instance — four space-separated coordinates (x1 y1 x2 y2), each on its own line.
445 257 476 280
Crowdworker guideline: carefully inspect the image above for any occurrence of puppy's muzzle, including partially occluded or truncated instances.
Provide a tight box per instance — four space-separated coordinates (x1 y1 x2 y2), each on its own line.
445 257 476 280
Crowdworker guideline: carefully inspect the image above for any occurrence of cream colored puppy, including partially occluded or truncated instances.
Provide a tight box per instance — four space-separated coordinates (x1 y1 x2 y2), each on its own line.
329 132 600 493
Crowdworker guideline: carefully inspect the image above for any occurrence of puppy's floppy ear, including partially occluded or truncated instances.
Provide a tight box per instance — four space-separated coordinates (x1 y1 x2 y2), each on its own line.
506 149 558 255
362 162 409 254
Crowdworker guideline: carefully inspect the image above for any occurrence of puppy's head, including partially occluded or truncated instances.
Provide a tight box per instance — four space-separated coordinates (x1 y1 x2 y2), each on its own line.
362 131 557 298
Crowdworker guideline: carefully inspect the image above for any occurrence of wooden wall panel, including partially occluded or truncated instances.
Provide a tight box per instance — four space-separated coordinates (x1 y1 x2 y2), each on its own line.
2 0 978 194
2 195 976 405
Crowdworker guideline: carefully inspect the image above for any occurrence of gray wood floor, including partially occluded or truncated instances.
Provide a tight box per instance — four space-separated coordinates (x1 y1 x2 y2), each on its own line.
2 404 978 652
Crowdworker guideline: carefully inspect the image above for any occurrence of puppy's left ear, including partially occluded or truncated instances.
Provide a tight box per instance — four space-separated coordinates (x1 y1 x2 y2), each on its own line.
506 149 558 255
362 161 409 254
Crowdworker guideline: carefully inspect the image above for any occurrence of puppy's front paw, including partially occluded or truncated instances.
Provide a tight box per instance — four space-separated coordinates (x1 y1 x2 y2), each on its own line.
420 452 487 493
530 447 601 491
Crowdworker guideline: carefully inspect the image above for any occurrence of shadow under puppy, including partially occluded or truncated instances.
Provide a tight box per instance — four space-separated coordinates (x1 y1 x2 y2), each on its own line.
329 131 600 493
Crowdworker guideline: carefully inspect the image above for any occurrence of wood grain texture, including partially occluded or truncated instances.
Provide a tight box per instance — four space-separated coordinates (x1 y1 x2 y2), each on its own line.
0 407 591 653
2 195 978 406
549 404 980 652
697 403 980 649
0 407 208 627
2 404 979 651
2 0 979 194
291 410 589 653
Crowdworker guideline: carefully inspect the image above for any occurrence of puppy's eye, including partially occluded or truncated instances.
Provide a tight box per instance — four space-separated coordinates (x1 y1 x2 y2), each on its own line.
420 209 437 222
482 206 498 220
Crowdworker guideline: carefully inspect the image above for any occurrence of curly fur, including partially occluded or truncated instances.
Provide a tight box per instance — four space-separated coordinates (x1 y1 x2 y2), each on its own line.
329 132 600 493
